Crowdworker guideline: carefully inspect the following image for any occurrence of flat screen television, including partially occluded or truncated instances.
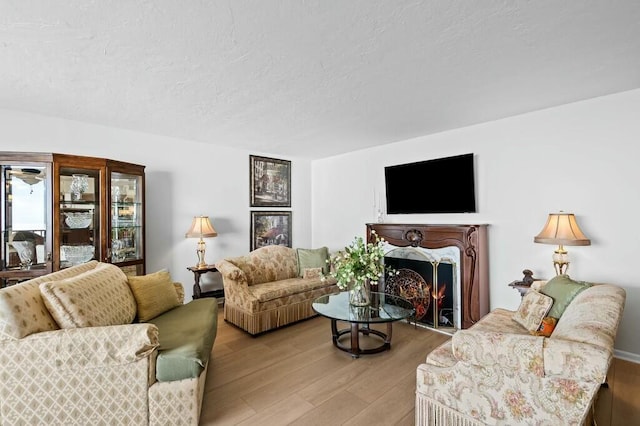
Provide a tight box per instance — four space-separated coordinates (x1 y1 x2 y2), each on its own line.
384 153 476 214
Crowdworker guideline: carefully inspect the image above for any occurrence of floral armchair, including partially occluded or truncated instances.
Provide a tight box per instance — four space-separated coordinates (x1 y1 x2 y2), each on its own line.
416 279 626 425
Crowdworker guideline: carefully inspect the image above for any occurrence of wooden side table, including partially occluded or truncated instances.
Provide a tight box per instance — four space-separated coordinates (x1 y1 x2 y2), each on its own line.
508 269 537 299
187 265 224 300
508 281 532 299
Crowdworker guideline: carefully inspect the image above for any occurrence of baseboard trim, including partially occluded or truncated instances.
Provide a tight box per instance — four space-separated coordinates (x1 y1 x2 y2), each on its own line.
614 349 640 364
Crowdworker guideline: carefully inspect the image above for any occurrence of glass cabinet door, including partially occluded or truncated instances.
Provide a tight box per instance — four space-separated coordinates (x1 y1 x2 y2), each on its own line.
110 171 143 274
58 168 100 269
1 163 51 286
1 152 145 282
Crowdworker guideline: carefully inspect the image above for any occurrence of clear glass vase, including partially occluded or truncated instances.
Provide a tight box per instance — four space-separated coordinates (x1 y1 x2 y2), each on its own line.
349 280 371 307
70 174 89 200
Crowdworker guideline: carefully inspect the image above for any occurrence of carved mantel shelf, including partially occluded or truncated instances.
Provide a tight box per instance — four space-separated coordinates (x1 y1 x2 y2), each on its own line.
366 223 489 329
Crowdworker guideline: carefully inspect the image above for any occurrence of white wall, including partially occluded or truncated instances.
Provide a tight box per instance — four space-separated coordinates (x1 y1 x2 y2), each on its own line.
0 109 312 299
3 89 638 358
312 89 640 359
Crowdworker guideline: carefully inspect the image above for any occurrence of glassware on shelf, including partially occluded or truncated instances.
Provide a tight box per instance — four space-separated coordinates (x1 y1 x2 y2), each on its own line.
69 174 89 200
112 185 125 203
111 239 126 262
11 240 35 269
61 245 94 266
64 212 93 229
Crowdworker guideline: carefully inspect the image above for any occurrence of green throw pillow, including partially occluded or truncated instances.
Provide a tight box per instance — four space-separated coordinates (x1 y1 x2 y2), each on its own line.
540 275 592 319
296 247 329 277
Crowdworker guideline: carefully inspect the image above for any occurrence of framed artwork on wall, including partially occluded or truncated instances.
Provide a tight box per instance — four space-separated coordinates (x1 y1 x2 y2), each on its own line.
250 211 292 251
250 155 291 207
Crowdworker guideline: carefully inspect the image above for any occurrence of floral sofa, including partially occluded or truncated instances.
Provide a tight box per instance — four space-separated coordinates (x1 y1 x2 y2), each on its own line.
0 261 218 425
416 276 626 425
216 245 339 335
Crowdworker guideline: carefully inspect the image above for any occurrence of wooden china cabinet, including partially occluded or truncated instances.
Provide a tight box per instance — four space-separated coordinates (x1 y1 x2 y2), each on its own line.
0 152 145 287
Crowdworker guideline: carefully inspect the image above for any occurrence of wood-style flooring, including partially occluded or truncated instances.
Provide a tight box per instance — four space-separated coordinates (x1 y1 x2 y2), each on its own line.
594 356 640 426
201 310 639 425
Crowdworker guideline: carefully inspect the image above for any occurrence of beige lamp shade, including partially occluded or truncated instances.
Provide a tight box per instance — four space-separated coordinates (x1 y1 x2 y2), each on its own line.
534 213 590 246
185 216 218 239
185 216 217 268
534 212 590 275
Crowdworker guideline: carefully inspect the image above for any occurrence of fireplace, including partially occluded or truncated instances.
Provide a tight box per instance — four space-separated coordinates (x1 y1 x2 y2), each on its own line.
384 245 459 329
367 223 489 330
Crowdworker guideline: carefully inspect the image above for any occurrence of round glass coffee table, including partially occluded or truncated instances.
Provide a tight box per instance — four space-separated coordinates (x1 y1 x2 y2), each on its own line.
312 291 415 358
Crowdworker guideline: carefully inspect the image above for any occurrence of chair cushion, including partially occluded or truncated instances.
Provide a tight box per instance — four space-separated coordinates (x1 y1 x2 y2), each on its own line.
540 275 592 319
471 308 530 334
296 247 329 276
40 263 137 328
128 269 181 322
250 277 334 302
513 290 553 332
147 298 218 381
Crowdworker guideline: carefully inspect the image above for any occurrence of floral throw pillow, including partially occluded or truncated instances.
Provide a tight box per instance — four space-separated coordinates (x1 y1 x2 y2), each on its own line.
302 267 323 279
513 290 554 332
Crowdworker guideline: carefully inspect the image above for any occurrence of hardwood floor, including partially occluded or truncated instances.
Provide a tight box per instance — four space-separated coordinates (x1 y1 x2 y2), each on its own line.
594 356 640 426
201 310 639 425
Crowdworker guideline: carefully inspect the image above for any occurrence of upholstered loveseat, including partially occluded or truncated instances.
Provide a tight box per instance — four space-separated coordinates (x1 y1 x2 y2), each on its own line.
0 261 218 425
416 276 626 425
216 245 338 335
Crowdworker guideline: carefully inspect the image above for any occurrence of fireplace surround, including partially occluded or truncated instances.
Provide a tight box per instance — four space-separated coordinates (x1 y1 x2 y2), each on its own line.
366 223 489 329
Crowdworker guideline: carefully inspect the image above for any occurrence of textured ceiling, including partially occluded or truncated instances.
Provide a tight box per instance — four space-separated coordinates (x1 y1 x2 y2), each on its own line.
2 1 640 159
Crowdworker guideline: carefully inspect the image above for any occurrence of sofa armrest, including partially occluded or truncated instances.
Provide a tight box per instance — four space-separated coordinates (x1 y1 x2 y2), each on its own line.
452 330 545 376
216 259 257 307
216 259 248 284
0 324 159 424
452 330 611 382
1 323 159 367
543 338 611 382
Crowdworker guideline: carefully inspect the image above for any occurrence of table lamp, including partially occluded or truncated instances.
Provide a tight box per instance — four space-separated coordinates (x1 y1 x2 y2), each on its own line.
185 216 218 268
534 212 590 275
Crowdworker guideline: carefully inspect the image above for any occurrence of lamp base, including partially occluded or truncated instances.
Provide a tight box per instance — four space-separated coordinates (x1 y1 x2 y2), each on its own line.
195 239 207 268
552 260 569 276
552 246 569 275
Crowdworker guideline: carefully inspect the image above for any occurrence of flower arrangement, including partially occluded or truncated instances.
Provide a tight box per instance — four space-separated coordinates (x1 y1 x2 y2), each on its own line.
326 230 394 290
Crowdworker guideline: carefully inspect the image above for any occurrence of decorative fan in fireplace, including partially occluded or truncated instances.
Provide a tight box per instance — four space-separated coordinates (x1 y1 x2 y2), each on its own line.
385 269 431 321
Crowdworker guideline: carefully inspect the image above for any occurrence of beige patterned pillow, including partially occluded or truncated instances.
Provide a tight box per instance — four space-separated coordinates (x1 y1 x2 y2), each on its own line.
513 290 554 332
127 270 181 322
40 263 137 328
0 280 59 340
0 261 100 340
302 267 323 279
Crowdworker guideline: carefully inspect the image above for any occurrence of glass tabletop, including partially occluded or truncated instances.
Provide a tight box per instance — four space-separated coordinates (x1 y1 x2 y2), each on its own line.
312 291 415 324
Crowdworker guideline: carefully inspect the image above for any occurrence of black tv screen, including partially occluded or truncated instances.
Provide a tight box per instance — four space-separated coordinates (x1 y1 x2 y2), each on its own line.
385 153 476 214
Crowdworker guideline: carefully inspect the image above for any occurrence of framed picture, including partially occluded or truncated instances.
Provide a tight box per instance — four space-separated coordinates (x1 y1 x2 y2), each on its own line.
250 155 291 207
250 211 292 251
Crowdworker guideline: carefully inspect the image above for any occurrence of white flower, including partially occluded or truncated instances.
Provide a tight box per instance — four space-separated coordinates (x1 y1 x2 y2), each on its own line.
326 233 395 290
